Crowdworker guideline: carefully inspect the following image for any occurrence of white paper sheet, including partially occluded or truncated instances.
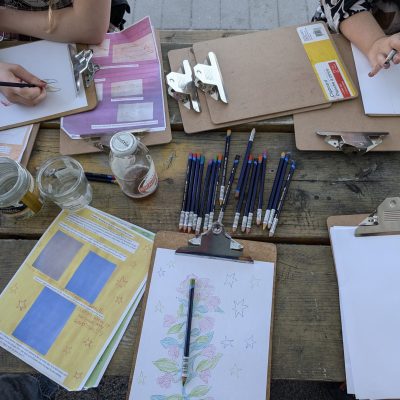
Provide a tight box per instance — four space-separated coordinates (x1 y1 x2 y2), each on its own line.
129 248 275 400
351 44 400 115
0 41 87 128
330 226 400 399
0 125 32 162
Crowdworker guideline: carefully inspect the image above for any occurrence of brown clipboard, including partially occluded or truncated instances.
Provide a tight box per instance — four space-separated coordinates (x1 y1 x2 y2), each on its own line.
294 34 400 152
327 214 369 231
127 230 277 400
59 30 172 155
191 23 356 126
20 123 40 167
0 42 97 131
167 46 331 134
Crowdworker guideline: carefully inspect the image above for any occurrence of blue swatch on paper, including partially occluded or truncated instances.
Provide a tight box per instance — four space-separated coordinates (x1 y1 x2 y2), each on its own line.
13 287 75 355
66 251 116 303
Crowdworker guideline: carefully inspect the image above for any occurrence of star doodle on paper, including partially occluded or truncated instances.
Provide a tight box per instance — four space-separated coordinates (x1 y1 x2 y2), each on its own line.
224 272 238 288
116 276 128 288
83 338 93 348
250 275 262 289
138 370 146 385
230 363 242 378
16 299 27 311
115 296 123 304
232 299 248 318
10 283 18 294
220 336 234 349
245 335 256 349
73 371 83 380
155 300 164 313
157 267 166 278
62 345 72 355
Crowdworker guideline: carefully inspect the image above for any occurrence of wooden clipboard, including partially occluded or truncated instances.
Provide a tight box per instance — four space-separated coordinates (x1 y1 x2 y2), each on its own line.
59 30 172 155
294 34 400 152
0 42 97 131
127 230 277 400
190 23 356 126
20 123 40 167
168 47 331 134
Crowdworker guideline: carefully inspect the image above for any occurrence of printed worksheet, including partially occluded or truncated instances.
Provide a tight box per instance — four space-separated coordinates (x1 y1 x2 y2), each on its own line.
61 16 166 137
0 207 153 391
129 248 275 400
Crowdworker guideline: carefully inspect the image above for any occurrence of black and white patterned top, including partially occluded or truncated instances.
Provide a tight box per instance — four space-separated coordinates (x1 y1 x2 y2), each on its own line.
313 0 400 34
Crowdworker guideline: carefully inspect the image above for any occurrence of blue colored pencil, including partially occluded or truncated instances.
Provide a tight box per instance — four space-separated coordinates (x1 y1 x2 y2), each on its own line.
263 152 285 230
268 153 290 229
246 155 263 233
196 159 213 234
208 154 222 230
241 157 258 233
234 128 256 198
188 154 201 232
269 160 296 237
193 155 205 230
256 151 267 225
179 153 193 230
219 129 232 205
204 158 217 232
184 153 197 231
233 155 253 232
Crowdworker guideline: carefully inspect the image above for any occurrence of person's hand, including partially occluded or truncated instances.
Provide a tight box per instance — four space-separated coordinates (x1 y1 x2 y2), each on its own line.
368 33 400 77
0 62 47 106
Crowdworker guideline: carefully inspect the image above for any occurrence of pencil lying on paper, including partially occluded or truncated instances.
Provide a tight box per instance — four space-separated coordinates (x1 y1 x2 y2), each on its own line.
218 154 240 223
263 152 285 230
209 154 222 230
241 157 257 233
268 153 290 229
219 129 232 205
269 160 296 237
196 159 213 234
188 154 201 233
246 155 263 233
179 153 193 230
182 278 195 386
184 153 197 232
256 151 267 225
235 128 255 198
233 155 253 232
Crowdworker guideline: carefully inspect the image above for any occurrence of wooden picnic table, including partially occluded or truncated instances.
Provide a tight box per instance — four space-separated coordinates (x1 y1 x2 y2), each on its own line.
1 30 398 384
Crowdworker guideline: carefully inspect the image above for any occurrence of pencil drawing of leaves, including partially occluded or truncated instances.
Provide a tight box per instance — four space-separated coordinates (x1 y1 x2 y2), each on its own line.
189 385 210 397
153 358 179 373
191 332 213 351
166 396 183 400
195 354 222 373
160 337 180 349
167 322 185 334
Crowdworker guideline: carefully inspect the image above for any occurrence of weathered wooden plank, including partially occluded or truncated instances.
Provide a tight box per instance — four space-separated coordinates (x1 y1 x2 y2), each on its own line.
0 240 344 381
0 129 396 243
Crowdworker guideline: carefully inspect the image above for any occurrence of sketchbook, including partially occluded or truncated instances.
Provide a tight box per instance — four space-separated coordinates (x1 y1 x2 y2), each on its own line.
328 214 400 399
128 230 276 400
0 41 97 131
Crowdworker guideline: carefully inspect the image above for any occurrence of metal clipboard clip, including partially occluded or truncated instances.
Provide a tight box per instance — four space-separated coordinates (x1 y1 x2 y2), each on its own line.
68 44 100 94
355 197 400 237
166 60 201 112
317 131 388 154
176 222 253 263
193 52 228 103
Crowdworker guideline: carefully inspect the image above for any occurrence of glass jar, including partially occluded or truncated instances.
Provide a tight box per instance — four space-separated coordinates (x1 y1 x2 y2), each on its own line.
0 157 43 219
109 132 158 198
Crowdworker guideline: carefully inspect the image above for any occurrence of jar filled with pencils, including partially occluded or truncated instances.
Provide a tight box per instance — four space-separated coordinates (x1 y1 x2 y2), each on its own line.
0 157 43 220
109 132 158 198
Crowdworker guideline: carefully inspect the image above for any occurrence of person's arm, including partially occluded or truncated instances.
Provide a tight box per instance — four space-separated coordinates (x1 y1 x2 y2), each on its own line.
340 11 400 76
0 0 111 44
0 62 46 106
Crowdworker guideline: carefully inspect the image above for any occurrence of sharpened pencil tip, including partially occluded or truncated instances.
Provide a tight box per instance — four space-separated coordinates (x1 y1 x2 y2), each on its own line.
232 227 237 233
262 223 267 230
280 151 285 157
182 377 187 386
227 129 232 136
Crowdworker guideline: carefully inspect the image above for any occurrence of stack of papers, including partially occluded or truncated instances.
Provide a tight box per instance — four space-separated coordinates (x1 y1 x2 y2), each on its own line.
61 16 166 138
0 125 33 163
330 226 400 399
0 207 154 391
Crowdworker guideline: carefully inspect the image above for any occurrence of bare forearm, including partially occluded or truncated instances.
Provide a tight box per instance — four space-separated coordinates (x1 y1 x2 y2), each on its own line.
339 11 385 56
0 1 110 44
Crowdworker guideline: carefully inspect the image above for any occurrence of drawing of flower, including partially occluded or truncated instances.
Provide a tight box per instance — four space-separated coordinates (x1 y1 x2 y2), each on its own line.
152 275 223 399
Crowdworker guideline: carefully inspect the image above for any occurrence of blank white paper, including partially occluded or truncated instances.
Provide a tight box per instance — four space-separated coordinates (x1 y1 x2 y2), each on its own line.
129 248 275 400
0 41 87 128
351 44 400 115
330 226 400 399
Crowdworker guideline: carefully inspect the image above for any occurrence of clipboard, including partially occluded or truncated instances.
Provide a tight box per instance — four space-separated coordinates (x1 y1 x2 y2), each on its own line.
20 123 40 167
0 41 97 131
189 22 356 126
294 35 399 153
59 30 172 155
127 223 277 400
167 46 332 134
